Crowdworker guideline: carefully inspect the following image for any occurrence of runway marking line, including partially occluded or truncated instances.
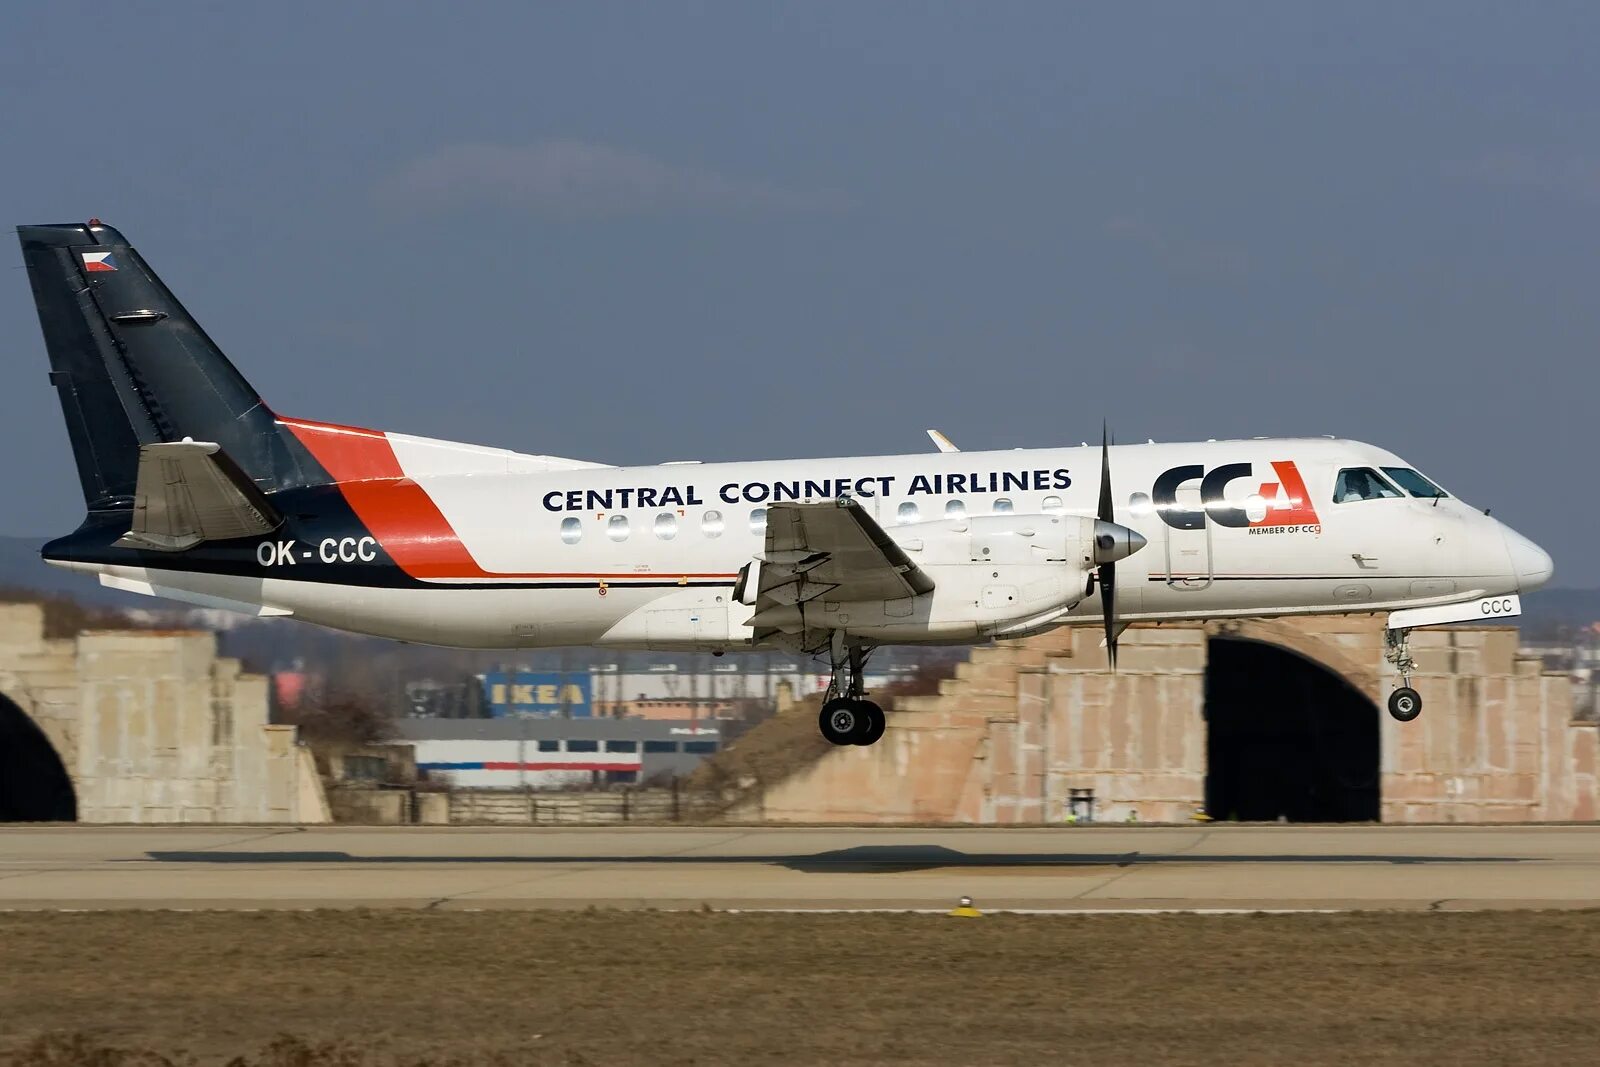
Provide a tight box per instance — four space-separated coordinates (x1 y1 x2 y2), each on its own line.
0 906 1353 916
716 908 1350 915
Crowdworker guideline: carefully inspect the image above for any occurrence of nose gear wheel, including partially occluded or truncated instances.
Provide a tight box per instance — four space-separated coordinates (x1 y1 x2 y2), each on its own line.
1387 687 1422 722
1384 628 1424 721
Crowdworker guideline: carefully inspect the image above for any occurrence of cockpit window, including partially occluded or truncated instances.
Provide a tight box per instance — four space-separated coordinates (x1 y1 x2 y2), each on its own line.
1381 467 1448 499
1333 467 1403 503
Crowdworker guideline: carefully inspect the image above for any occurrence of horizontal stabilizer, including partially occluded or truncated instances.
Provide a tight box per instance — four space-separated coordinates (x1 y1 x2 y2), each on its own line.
116 442 282 551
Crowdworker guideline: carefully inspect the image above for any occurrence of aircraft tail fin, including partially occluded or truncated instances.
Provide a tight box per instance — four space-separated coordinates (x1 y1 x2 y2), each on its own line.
17 221 313 515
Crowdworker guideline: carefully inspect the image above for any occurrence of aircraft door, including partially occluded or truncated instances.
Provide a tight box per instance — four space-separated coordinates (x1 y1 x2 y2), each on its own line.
1163 484 1213 590
644 605 730 652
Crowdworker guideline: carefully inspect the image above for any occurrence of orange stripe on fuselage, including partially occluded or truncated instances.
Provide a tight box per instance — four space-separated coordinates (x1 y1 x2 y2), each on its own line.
279 417 735 583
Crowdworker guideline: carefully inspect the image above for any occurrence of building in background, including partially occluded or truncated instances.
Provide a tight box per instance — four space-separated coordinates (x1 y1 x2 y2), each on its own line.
1519 621 1600 722
480 670 593 717
585 659 912 715
396 716 731 789
260 642 960 724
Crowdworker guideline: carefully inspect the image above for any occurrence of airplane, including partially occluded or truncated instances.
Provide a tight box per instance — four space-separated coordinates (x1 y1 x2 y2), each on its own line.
15 221 1553 745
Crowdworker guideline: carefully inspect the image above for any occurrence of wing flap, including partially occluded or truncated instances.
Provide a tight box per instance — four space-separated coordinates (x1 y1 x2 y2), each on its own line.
754 499 934 618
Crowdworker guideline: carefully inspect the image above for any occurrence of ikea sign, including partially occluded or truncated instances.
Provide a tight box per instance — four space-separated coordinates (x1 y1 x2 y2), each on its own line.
482 672 592 717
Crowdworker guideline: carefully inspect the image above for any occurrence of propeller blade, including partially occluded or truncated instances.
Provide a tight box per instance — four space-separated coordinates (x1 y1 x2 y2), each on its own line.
1098 423 1113 524
1098 423 1117 669
1101 560 1117 670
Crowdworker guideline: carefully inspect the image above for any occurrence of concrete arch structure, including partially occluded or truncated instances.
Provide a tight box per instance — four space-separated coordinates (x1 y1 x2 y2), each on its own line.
1208 618 1380 698
0 602 331 824
0 689 77 821
726 617 1596 824
1204 633 1380 822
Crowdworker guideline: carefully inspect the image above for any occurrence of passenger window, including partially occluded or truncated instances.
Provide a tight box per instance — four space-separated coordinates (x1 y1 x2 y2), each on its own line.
945 499 966 518
654 513 677 540
559 517 582 544
1381 467 1448 499
537 739 561 752
1041 495 1064 513
606 514 630 541
701 509 724 537
749 508 767 534
1333 468 1403 503
992 498 1013 514
898 501 920 523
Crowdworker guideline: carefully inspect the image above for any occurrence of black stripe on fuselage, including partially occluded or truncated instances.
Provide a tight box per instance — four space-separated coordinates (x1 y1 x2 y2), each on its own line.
41 486 734 593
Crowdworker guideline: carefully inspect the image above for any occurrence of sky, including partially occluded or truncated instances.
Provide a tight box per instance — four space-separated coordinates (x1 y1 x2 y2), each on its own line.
2 3 1597 582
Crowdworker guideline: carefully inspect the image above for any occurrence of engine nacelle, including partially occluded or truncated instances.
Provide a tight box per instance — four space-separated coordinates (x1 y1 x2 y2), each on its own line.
606 511 1148 652
891 512 1098 638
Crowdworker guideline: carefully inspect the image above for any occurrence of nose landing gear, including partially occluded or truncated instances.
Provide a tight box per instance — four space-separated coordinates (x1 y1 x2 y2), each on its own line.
1384 628 1424 722
818 632 887 746
1387 686 1422 722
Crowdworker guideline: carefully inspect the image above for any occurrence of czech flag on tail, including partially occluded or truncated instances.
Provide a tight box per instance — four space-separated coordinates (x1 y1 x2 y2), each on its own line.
80 251 118 273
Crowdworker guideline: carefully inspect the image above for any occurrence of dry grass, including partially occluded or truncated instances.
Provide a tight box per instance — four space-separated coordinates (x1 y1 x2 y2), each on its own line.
1 910 1597 1066
684 696 830 802
685 652 963 807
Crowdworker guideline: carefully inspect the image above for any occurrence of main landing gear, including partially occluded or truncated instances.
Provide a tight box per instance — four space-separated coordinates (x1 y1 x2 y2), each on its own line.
1384 627 1423 723
819 697 886 746
818 633 886 746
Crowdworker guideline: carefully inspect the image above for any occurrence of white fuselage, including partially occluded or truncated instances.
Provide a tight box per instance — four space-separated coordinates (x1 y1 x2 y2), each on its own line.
69 434 1552 652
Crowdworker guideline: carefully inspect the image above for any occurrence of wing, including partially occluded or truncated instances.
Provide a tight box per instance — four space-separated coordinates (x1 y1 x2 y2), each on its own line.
749 498 934 620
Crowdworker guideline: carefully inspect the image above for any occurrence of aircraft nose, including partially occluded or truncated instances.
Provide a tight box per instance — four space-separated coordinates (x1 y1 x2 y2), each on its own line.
1501 525 1554 592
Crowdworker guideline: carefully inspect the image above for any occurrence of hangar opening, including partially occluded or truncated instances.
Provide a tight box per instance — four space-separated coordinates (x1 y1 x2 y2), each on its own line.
1203 637 1379 822
0 692 77 822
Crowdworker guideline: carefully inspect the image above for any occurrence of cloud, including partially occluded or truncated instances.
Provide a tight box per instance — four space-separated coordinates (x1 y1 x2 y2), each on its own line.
1445 153 1600 203
1103 214 1251 279
376 140 850 219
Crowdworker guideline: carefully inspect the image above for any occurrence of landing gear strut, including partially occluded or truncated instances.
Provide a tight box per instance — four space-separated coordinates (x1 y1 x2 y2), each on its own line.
818 633 886 746
1384 627 1423 722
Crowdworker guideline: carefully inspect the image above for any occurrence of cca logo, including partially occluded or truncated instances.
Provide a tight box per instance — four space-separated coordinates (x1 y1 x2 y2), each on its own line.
1480 598 1516 615
1152 461 1320 531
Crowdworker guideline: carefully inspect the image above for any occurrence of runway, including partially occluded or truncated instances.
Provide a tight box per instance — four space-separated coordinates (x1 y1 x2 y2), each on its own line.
0 824 1595 912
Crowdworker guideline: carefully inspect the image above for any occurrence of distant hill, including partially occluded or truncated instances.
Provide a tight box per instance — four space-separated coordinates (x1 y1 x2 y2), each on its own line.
1518 587 1600 638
